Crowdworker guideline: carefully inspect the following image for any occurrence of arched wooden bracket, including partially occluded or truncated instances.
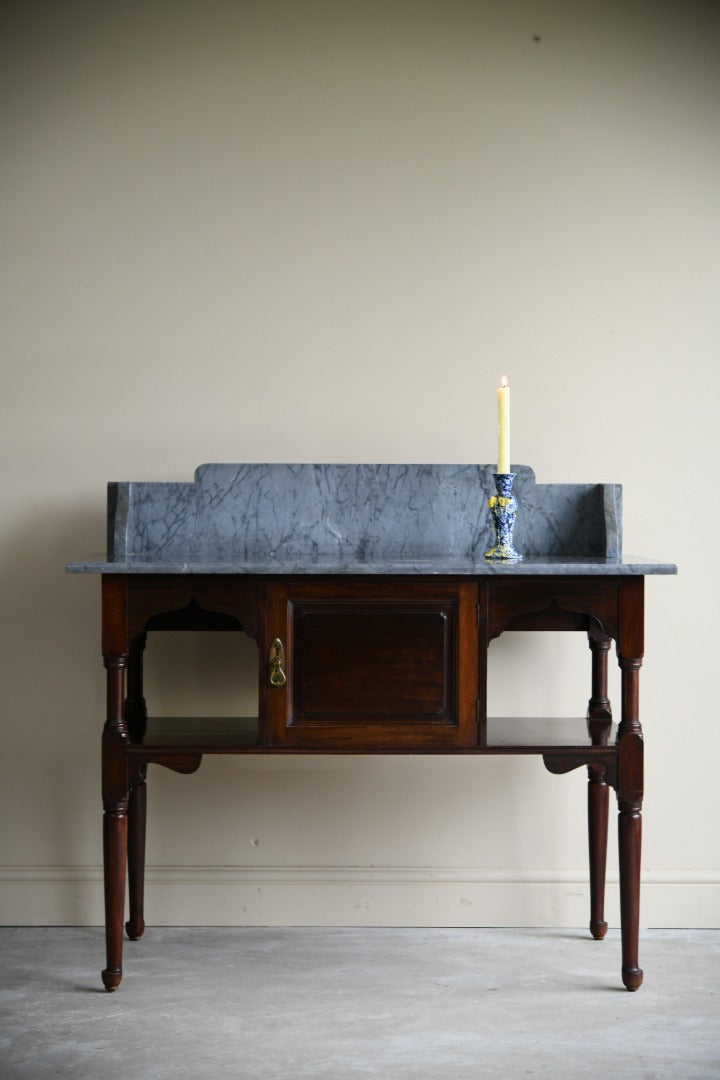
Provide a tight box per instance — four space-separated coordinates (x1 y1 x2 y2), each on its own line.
136 753 203 775
542 754 617 790
144 599 247 634
126 577 259 641
491 602 611 642
487 580 619 642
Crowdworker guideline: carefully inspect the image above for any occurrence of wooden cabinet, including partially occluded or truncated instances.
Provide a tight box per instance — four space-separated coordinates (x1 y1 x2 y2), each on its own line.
94 571 651 993
261 579 478 749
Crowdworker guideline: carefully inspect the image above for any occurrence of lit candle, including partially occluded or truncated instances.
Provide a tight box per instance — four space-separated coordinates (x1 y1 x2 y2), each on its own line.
497 376 510 474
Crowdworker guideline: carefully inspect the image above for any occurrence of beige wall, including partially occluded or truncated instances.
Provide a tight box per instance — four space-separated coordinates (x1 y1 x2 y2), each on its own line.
1 0 718 927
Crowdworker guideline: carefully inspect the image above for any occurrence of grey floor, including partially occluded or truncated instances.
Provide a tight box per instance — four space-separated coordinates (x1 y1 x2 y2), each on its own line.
1 928 718 1079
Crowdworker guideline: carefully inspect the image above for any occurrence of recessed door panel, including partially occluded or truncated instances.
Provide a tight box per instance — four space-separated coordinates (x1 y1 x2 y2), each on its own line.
294 604 450 721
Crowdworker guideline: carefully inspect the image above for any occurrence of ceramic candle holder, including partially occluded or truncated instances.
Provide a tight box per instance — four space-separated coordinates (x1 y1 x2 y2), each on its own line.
485 473 522 561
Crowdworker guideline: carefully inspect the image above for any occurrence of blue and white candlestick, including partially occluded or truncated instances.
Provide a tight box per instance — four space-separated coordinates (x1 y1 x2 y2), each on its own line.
485 473 522 561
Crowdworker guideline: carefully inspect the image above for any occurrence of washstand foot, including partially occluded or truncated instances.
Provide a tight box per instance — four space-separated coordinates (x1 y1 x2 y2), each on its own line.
101 968 122 992
622 966 643 992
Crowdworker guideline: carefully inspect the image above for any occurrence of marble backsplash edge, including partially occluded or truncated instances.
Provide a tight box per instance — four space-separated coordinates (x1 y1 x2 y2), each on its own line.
106 465 622 562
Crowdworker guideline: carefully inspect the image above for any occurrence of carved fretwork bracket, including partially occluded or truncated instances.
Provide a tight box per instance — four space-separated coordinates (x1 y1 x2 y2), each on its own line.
130 753 203 776
542 753 617 790
487 579 619 643
144 598 244 633
127 576 258 641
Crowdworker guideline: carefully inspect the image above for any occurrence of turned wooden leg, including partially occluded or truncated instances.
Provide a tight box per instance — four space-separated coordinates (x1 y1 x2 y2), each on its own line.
615 578 644 990
588 765 609 940
587 632 612 940
102 796 128 991
101 579 130 990
618 794 643 991
617 656 644 991
614 578 644 991
126 766 147 941
102 649 129 990
587 632 612 725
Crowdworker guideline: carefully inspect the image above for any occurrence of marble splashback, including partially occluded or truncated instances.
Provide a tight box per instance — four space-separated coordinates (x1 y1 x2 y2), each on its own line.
105 463 622 563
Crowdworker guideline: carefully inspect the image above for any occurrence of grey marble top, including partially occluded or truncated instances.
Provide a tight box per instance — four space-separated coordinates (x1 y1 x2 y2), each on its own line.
66 464 676 576
66 553 676 575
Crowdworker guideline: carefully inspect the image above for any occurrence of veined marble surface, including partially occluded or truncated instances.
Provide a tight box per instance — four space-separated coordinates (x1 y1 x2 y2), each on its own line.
67 553 676 575
66 463 676 575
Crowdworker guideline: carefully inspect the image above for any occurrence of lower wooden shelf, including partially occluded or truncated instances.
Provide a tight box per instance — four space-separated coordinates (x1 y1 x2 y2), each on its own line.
127 716 617 756
487 716 616 750
128 717 260 753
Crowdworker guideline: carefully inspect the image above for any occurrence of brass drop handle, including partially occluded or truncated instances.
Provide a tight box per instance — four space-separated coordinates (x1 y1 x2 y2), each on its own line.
268 638 286 687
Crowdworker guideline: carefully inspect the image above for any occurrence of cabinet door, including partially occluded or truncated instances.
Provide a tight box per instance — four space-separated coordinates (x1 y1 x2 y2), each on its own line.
261 580 478 749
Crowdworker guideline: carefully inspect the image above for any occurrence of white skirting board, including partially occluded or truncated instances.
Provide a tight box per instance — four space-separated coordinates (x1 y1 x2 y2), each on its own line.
1 866 718 927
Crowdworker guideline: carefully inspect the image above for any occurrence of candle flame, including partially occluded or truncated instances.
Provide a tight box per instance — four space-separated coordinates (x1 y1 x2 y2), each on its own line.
500 375 508 388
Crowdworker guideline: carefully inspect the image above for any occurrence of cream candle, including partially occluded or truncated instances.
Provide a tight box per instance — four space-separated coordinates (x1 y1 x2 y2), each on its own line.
497 376 510 474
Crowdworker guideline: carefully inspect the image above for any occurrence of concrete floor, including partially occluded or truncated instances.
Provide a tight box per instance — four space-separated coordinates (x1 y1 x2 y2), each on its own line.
1 928 718 1079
